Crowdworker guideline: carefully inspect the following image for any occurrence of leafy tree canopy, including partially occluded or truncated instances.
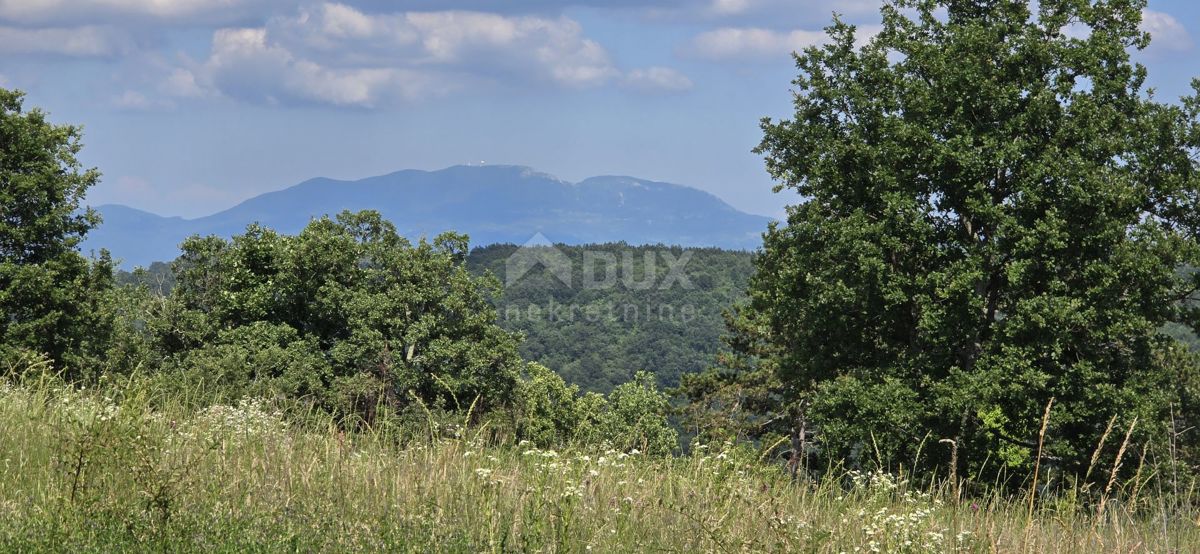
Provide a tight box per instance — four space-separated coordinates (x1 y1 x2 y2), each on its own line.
732 0 1200 478
0 88 113 374
146 211 524 423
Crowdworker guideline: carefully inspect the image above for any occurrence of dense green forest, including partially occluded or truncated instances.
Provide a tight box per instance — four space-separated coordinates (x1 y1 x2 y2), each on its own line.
121 245 756 394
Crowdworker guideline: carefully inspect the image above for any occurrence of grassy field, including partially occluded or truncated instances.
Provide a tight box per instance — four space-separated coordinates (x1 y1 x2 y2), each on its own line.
0 377 1197 553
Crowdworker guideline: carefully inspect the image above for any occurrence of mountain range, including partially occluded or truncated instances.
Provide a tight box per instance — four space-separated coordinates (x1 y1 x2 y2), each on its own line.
84 165 773 268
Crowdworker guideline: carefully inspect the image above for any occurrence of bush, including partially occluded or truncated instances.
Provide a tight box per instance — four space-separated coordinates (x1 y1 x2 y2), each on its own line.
597 371 678 456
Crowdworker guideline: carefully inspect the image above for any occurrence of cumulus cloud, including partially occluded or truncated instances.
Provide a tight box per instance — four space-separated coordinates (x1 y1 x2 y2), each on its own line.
0 24 136 57
623 66 693 93
112 89 178 110
1141 9 1192 53
267 5 621 88
0 1 695 106
687 22 881 62
0 0 887 32
643 0 880 26
0 0 282 25
162 68 208 98
162 3 684 107
704 0 879 18
689 27 826 61
187 26 449 107
709 0 754 16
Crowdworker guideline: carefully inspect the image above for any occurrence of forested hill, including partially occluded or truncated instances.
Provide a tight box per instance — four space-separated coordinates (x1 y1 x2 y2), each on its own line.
468 244 755 392
117 244 1200 395
118 244 758 393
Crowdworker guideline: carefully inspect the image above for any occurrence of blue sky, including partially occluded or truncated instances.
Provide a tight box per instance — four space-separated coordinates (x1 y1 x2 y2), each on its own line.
2 0 1197 219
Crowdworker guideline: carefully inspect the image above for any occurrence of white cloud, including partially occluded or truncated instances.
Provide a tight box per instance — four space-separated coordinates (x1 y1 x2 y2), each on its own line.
687 23 880 61
268 5 621 88
644 0 881 26
162 68 207 98
0 0 275 24
623 66 693 93
709 0 754 16
184 26 449 107
1141 9 1191 52
112 89 180 110
0 24 135 57
688 27 828 61
162 3 663 107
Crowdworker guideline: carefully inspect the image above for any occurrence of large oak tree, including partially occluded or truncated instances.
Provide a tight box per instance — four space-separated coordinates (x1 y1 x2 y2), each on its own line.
744 0 1200 477
0 88 113 374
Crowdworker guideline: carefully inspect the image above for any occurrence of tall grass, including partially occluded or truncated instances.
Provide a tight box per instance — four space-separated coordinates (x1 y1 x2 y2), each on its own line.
0 375 1197 552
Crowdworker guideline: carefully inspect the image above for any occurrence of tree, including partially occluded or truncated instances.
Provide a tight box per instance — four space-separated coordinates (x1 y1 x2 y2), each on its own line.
150 211 524 422
0 88 114 374
745 0 1200 479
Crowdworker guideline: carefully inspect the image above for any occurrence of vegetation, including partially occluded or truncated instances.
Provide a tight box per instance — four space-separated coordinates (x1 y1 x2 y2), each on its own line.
5 0 1200 550
684 0 1200 487
2 371 1198 552
471 243 755 392
0 88 115 375
122 244 757 394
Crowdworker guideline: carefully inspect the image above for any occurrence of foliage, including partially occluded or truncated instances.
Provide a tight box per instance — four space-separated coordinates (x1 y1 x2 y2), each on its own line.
120 243 757 395
137 211 525 423
596 371 678 456
515 362 594 447
2 375 1198 552
739 0 1200 479
0 87 115 376
517 364 677 455
470 243 755 392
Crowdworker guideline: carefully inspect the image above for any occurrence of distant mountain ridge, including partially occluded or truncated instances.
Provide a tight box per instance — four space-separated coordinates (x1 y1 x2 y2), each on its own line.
84 165 772 267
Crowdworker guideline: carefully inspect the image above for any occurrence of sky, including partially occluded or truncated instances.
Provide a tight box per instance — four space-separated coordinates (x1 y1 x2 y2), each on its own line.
2 0 1198 219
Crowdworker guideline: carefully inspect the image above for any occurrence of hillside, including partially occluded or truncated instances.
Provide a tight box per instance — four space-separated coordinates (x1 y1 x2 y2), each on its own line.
117 244 757 393
470 243 756 393
86 165 772 268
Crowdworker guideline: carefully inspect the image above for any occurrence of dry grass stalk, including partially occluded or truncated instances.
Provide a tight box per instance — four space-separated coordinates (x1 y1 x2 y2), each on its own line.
1084 414 1118 490
1097 417 1138 518
1128 442 1149 509
1027 397 1055 522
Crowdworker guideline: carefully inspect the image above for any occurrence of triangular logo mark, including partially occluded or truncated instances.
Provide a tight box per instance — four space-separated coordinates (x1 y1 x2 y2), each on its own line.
505 233 573 288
